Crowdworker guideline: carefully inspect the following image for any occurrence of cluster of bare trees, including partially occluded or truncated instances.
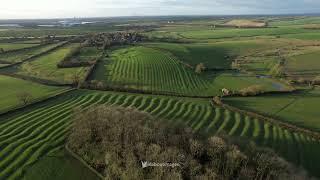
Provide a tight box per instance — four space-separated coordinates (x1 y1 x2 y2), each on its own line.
218 85 265 97
286 75 320 87
239 85 265 96
57 40 102 69
313 76 320 85
68 106 308 179
57 45 83 68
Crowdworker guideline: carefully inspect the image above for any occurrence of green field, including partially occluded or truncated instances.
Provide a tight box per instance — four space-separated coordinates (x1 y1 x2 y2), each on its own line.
224 88 320 132
76 47 103 62
0 75 66 113
0 89 319 179
144 41 272 68
0 26 124 38
7 43 90 84
0 43 39 52
178 27 317 39
23 149 100 180
1 16 320 179
281 32 320 40
92 46 213 95
91 46 290 96
286 51 320 79
269 17 320 26
0 43 63 64
211 72 291 91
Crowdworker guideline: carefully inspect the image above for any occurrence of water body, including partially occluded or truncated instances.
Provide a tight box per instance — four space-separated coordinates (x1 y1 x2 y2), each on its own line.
257 74 286 91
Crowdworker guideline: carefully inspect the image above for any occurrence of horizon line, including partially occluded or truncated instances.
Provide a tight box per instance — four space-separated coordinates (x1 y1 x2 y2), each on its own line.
0 13 320 21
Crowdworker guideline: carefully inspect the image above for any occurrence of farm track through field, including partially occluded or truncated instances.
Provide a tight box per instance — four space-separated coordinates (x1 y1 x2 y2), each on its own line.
0 91 320 178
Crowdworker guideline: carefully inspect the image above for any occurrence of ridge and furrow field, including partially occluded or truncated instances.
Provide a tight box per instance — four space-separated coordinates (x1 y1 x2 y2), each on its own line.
0 90 319 178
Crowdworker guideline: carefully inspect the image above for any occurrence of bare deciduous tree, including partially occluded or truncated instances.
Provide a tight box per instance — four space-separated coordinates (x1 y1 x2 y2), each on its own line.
195 63 206 74
16 92 33 105
72 73 81 87
67 106 307 179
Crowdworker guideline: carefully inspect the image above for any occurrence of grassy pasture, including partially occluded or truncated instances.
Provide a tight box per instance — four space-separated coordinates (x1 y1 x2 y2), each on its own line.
269 17 320 26
144 42 229 68
0 43 39 52
144 41 270 68
281 32 320 40
92 46 213 95
2 17 320 179
0 43 63 64
23 149 100 180
286 51 320 80
0 28 82 38
210 72 291 92
155 25 213 33
76 47 103 62
91 46 287 96
10 43 90 84
0 26 123 38
0 75 66 113
0 89 319 178
224 88 320 132
11 39 42 44
240 57 279 75
0 64 10 68
179 27 317 39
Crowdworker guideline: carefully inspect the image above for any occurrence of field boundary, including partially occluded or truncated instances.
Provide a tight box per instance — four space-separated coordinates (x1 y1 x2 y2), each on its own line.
181 31 317 40
0 88 75 117
273 88 314 115
0 73 72 86
84 53 105 82
82 81 296 99
224 89 298 97
0 41 69 69
65 145 104 180
0 43 44 55
212 98 320 140
80 84 213 99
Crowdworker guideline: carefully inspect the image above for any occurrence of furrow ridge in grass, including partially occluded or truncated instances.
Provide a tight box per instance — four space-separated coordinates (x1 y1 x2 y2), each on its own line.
216 109 231 134
0 96 79 134
0 95 92 146
228 112 241 136
194 105 213 132
0 95 95 164
205 107 220 133
0 93 101 176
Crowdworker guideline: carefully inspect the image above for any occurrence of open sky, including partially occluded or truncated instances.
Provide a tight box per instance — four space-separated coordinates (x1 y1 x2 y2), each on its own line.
1 0 320 19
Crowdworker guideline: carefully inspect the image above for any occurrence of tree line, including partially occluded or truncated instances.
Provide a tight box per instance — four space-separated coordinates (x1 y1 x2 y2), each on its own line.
68 105 309 179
